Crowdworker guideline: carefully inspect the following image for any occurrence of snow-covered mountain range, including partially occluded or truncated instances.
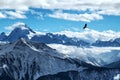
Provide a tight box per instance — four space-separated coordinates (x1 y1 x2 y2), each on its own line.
0 23 120 47
0 23 120 80
0 23 89 47
0 38 120 80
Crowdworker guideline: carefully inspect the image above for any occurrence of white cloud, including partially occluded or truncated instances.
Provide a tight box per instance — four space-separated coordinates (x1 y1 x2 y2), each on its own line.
5 22 26 31
48 44 115 57
48 44 120 65
30 10 44 20
0 0 29 11
97 9 120 16
48 10 103 22
0 0 120 13
0 0 120 21
0 12 6 18
5 11 27 19
0 10 27 19
54 29 120 43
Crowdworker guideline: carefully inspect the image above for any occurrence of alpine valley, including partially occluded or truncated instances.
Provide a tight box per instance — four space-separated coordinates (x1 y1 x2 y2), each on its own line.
0 23 120 80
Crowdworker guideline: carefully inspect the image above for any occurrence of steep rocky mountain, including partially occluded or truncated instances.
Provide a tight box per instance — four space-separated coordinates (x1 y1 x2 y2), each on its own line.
0 39 120 80
0 24 89 47
0 38 99 80
37 69 120 80
6 24 35 42
0 23 120 80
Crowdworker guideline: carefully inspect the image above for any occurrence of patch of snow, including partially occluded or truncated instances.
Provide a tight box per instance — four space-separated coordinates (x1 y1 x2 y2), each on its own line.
114 74 120 80
0 64 8 69
3 64 8 68
27 31 35 39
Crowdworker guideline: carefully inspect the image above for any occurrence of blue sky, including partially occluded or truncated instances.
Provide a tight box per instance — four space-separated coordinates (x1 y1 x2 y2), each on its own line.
0 0 120 33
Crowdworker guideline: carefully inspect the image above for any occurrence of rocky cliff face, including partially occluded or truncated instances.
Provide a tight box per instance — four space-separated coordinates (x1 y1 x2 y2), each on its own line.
0 39 120 80
0 39 93 80
37 69 120 80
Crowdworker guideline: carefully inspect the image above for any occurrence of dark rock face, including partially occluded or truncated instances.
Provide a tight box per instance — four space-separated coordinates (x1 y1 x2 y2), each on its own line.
0 39 83 80
37 71 79 80
37 69 120 80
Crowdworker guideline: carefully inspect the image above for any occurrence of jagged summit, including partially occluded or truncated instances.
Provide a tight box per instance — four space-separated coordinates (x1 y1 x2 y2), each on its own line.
13 23 35 33
0 38 89 80
11 23 35 34
6 24 36 42
14 38 49 50
14 38 28 46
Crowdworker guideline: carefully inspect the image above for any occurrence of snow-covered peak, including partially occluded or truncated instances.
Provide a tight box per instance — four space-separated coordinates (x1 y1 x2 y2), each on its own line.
0 38 89 80
6 23 36 42
12 23 35 33
6 22 35 33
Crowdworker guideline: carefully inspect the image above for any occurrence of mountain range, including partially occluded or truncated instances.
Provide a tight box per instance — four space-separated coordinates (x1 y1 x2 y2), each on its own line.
0 23 120 47
0 23 120 80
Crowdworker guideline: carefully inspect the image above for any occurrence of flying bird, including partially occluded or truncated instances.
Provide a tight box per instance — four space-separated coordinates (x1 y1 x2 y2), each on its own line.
83 23 87 29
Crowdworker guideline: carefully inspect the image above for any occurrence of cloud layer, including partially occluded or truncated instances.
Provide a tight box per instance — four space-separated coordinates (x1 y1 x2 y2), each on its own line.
48 10 103 22
48 44 120 64
0 0 120 22
54 29 120 43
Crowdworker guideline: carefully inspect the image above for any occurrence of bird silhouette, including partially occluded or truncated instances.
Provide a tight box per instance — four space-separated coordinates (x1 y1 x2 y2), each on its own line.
83 23 87 29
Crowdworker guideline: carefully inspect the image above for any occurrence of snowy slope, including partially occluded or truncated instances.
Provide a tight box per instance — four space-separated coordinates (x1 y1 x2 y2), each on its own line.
0 38 95 80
